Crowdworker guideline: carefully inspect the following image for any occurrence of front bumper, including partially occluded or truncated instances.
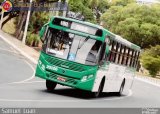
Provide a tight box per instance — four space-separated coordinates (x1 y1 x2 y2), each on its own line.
35 63 95 91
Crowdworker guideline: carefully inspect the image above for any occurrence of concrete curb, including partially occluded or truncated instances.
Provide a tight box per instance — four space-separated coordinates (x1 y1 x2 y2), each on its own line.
0 34 38 64
135 76 160 88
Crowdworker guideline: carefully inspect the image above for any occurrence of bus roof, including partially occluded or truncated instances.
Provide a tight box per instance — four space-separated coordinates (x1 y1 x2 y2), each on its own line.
52 16 103 29
51 16 141 51
105 30 141 51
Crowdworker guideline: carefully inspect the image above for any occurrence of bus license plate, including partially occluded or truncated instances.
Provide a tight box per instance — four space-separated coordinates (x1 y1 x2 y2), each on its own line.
57 77 66 82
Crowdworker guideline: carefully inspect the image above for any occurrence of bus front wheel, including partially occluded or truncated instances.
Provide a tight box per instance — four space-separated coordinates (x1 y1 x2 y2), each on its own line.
94 78 105 98
46 80 57 91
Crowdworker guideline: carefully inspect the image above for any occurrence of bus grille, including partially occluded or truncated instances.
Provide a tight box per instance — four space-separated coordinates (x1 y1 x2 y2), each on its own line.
47 72 78 85
45 57 86 72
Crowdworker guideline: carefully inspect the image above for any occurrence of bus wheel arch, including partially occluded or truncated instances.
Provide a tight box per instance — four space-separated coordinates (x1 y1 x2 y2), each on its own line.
94 76 105 98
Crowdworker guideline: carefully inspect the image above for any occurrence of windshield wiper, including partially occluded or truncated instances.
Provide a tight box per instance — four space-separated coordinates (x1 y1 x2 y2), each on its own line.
78 36 90 49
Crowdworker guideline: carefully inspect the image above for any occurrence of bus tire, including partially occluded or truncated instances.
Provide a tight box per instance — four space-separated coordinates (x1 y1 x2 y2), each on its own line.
94 78 105 98
118 79 125 96
46 80 57 91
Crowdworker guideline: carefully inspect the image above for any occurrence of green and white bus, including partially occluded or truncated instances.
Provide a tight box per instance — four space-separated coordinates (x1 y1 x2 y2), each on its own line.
35 16 140 97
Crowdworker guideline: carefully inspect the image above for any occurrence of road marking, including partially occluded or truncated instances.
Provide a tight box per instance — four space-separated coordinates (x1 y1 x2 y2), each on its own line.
0 57 35 86
9 81 45 84
24 60 35 71
135 77 160 88
5 60 35 85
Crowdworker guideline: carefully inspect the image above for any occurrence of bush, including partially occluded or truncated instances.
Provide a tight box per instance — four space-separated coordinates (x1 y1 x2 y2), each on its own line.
141 45 160 77
26 32 40 47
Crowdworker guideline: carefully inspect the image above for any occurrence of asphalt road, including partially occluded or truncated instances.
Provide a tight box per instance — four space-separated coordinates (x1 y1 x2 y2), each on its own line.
0 38 160 108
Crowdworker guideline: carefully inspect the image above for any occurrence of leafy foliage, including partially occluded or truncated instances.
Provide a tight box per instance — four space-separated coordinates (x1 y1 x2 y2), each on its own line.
110 0 135 6
28 12 49 33
26 12 49 47
101 4 160 49
26 32 40 46
141 45 160 77
68 0 95 22
68 0 109 23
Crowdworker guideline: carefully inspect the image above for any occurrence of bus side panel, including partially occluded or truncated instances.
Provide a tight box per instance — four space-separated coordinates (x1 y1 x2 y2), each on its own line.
102 63 125 92
123 68 135 93
92 63 131 93
92 69 106 92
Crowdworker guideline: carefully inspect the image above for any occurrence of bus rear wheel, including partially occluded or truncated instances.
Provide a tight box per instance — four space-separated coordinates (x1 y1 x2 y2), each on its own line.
118 79 125 96
46 80 57 91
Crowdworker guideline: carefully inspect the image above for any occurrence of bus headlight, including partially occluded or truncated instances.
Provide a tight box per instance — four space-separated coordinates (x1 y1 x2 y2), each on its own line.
81 76 87 82
81 75 94 82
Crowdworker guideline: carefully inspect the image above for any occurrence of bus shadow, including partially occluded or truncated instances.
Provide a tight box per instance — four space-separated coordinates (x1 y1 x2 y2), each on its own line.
42 88 124 100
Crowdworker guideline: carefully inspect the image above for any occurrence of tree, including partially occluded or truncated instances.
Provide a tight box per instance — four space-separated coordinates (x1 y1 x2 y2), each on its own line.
28 12 49 33
68 0 95 22
68 0 109 23
89 0 109 23
141 45 160 77
101 3 160 49
110 0 135 6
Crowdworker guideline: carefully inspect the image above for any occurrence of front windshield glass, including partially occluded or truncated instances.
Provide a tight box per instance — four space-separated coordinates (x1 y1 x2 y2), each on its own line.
43 27 102 66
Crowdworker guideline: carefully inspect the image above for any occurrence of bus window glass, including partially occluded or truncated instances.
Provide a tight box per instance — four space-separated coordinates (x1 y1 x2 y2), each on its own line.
43 27 102 66
53 18 102 37
126 48 130 66
121 46 126 65
115 43 120 64
119 45 124 64
124 48 128 65
130 50 134 67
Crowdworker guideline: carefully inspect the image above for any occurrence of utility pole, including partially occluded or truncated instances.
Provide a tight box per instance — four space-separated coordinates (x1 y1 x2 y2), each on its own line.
22 0 33 44
62 0 69 17
0 0 6 29
55 0 60 16
0 10 4 29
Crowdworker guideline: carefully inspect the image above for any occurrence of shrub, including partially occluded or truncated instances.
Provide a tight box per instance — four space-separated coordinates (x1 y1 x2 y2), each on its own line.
26 32 40 47
141 45 160 77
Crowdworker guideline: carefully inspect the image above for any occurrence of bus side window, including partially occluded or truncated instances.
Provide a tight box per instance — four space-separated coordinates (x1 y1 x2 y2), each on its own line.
109 41 115 62
121 46 126 65
117 44 122 64
132 51 136 67
135 52 140 68
119 45 124 65
128 49 132 66
112 42 117 63
126 48 130 66
130 49 134 67
123 48 128 65
133 51 139 68
115 43 120 64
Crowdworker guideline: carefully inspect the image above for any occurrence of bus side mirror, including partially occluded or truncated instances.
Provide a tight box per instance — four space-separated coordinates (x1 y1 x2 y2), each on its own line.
39 25 47 43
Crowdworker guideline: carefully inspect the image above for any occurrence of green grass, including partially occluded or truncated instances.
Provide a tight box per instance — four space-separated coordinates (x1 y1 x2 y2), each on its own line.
2 17 16 35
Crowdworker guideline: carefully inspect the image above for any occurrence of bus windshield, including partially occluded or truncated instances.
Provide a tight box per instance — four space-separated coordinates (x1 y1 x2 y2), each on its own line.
43 28 102 66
